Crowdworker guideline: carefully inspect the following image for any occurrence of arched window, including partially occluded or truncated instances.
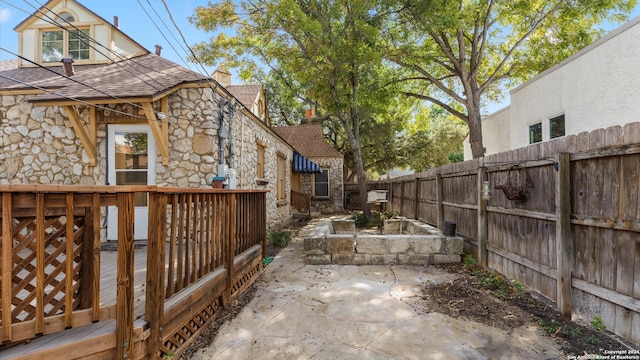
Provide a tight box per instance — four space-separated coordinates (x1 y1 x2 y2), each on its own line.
57 12 75 23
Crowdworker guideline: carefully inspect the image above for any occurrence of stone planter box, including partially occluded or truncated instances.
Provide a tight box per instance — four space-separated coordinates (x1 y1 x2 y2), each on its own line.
303 217 463 265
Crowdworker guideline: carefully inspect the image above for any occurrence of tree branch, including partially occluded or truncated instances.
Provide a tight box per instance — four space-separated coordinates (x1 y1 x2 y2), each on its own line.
403 91 468 121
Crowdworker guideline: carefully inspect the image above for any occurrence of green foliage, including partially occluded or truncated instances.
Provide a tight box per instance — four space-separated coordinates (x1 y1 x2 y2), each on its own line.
463 255 476 268
386 0 637 158
539 319 560 334
267 230 292 248
587 335 601 345
400 106 468 172
352 213 369 228
448 151 464 164
590 317 607 333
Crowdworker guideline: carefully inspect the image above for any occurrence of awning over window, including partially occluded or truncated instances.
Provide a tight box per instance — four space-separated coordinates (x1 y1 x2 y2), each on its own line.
292 151 322 173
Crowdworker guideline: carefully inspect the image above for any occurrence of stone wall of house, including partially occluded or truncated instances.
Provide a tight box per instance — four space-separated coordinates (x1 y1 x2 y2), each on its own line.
231 108 292 229
311 157 344 214
0 95 105 185
1 88 292 230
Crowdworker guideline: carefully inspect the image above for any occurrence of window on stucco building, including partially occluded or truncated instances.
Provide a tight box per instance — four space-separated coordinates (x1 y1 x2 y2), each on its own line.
550 114 565 139
256 144 265 179
277 154 286 200
529 122 542 144
313 169 329 198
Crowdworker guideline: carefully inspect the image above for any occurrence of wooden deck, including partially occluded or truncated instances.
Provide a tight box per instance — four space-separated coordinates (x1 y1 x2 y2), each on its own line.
2 246 149 359
1 186 268 359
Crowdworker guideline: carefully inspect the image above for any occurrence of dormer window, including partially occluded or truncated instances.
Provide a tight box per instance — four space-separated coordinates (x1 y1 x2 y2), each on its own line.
41 28 90 62
56 12 75 23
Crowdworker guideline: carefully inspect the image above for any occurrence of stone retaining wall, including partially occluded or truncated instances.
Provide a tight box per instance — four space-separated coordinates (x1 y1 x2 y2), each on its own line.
304 218 463 265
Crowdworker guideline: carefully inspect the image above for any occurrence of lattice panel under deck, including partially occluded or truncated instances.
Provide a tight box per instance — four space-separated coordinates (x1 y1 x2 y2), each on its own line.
231 261 262 298
160 297 222 358
0 215 84 323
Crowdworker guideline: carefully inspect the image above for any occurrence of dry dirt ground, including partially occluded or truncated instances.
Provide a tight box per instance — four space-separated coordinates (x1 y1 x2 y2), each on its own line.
181 222 637 359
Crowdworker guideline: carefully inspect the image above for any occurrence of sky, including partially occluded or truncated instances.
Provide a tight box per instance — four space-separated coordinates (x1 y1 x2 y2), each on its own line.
1 0 640 114
0 0 222 75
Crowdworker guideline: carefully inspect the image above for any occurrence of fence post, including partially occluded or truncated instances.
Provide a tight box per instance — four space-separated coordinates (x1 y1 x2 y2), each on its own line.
477 167 488 268
146 191 167 359
555 153 572 320
436 174 444 229
116 192 135 360
400 181 405 215
414 178 420 220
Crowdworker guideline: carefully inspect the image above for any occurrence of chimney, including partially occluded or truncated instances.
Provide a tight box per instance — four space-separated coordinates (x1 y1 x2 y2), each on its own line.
155 45 163 56
113 16 119 28
212 66 232 87
60 58 75 76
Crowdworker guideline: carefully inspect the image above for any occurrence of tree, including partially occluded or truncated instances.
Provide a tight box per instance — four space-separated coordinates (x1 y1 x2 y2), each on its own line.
401 106 468 172
388 0 636 158
190 0 396 218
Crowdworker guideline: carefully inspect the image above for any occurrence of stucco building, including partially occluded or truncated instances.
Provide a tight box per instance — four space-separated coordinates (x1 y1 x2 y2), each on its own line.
464 15 640 159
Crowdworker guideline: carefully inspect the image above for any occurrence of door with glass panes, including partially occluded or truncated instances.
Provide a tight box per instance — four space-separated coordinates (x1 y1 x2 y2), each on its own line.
107 125 156 240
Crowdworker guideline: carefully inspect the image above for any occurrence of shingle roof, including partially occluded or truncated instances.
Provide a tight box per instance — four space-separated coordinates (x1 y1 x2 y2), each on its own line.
0 54 210 102
226 84 262 109
273 124 343 158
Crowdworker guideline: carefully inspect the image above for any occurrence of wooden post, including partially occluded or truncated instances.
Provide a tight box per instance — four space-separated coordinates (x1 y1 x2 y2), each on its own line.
414 178 420 220
260 193 267 263
477 168 488 268
2 193 13 342
436 174 444 229
116 192 135 360
79 197 96 310
388 181 394 212
224 194 236 305
400 181 405 216
65 193 74 329
555 153 573 320
36 193 45 334
146 192 167 359
91 193 101 322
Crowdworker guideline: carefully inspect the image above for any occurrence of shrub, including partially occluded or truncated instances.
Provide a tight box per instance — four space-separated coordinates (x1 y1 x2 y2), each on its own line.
352 213 369 228
267 229 292 248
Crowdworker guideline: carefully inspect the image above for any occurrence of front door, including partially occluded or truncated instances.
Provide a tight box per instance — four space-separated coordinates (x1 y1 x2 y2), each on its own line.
107 125 156 240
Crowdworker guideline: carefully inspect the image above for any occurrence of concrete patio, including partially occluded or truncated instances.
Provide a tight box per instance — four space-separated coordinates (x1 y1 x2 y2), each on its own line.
192 219 563 360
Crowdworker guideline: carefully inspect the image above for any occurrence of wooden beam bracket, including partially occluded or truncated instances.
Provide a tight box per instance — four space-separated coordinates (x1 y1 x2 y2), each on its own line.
62 106 97 166
141 101 169 166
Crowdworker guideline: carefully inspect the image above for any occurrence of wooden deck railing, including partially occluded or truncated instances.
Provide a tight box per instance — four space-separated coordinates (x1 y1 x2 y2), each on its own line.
290 190 311 217
0 185 267 359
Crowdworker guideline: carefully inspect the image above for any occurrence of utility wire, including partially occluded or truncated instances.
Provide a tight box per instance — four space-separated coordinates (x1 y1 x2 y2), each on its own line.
1 46 157 114
0 73 149 120
23 0 169 92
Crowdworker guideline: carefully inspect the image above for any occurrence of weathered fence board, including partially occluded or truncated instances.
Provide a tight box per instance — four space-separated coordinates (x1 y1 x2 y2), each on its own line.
372 122 640 345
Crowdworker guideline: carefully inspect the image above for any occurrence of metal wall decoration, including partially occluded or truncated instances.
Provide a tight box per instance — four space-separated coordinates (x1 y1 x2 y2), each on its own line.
495 164 533 202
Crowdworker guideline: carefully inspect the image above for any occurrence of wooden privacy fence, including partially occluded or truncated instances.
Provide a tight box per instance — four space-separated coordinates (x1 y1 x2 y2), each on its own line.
0 185 267 359
373 123 640 345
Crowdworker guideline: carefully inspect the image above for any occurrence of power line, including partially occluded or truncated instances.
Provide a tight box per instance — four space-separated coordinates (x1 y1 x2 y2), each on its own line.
1 46 158 115
0 72 149 120
22 0 169 92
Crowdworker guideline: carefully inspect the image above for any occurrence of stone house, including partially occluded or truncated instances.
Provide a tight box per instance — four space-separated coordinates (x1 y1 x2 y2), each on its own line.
463 15 640 159
273 122 344 214
0 0 293 237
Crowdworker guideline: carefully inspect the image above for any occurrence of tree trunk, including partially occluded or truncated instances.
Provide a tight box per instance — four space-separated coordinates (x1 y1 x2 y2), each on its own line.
346 127 371 218
467 97 485 159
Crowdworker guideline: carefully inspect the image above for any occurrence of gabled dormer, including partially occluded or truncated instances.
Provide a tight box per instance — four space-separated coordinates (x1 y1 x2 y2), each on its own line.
13 0 148 68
